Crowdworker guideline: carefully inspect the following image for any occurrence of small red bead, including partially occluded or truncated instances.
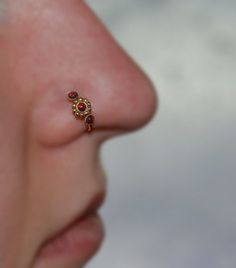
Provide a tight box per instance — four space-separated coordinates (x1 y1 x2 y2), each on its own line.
68 91 78 100
85 115 94 124
77 102 86 112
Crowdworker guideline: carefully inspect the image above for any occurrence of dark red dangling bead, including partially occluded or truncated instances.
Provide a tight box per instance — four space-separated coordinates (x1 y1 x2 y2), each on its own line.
85 115 95 124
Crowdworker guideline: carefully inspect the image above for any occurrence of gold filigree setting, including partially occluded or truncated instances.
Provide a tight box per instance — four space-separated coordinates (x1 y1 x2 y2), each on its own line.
72 97 92 118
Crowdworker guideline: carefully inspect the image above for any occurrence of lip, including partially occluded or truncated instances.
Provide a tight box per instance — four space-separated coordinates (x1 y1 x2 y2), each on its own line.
35 192 106 266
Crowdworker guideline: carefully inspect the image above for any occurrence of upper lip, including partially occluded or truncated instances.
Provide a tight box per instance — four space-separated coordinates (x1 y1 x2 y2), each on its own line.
59 190 106 232
38 190 106 251
77 190 106 221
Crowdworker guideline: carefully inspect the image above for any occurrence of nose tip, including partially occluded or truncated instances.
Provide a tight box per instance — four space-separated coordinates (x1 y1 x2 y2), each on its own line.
127 75 158 131
91 60 158 134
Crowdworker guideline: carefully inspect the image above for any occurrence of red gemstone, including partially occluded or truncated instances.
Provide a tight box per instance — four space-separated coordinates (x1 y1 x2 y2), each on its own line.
85 115 94 124
77 102 86 112
68 91 78 100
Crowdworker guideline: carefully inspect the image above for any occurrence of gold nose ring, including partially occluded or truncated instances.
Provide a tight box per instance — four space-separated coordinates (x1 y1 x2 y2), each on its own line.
67 90 95 132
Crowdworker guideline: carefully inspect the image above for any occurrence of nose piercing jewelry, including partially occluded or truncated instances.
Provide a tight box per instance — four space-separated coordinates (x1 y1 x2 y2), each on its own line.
67 91 95 132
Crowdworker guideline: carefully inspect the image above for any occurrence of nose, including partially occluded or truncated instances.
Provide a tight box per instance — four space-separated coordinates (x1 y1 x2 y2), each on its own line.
25 1 157 145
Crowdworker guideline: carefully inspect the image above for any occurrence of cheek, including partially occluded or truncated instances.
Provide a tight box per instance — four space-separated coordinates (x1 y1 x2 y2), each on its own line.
0 182 24 255
0 138 28 266
0 51 32 265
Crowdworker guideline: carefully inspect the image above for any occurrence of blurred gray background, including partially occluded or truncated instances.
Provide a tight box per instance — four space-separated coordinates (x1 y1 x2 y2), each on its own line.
86 0 236 267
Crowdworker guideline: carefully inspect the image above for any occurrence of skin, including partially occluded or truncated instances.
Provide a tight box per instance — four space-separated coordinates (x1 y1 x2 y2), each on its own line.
0 0 157 267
